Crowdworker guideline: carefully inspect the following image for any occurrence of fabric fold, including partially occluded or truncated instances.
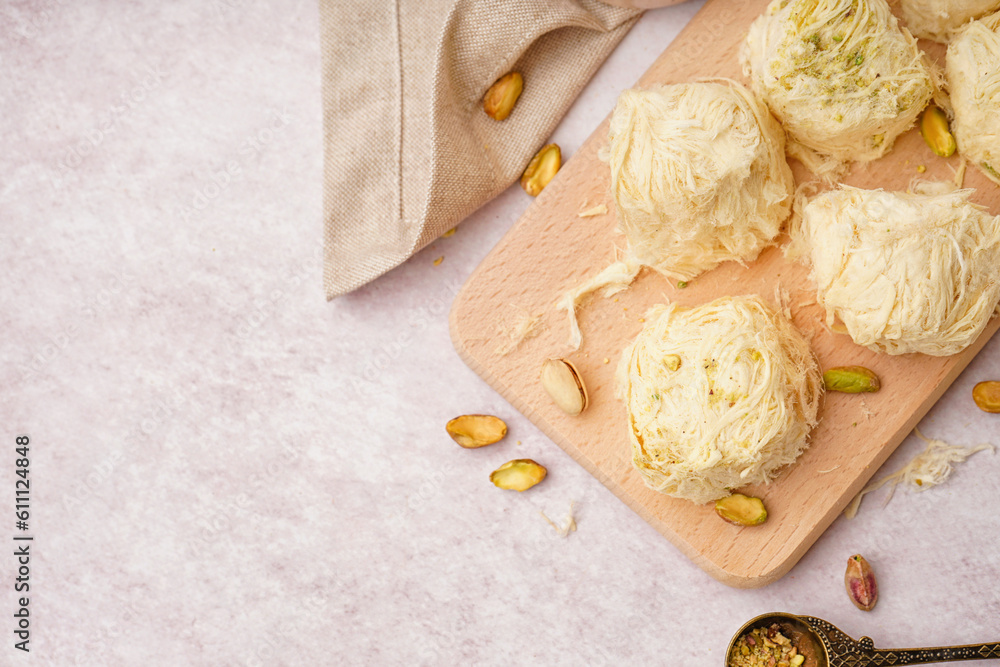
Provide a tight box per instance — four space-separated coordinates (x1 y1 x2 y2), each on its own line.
320 0 645 299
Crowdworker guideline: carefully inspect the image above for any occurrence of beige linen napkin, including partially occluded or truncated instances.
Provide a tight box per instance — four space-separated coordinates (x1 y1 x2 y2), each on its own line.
319 0 651 299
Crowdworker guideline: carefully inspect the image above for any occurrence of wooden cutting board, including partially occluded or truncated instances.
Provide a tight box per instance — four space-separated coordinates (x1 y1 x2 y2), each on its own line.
448 0 1000 588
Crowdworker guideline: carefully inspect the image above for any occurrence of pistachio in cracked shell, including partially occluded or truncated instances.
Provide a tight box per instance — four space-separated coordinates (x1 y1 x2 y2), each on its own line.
845 554 878 611
541 358 588 416
446 415 507 448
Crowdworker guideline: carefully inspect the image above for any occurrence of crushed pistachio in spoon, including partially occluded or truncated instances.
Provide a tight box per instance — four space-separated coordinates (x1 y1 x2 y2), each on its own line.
725 613 1000 666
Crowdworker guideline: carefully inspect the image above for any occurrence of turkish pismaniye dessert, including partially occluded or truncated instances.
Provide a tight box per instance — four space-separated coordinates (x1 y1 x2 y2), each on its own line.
901 0 1000 42
787 186 1000 356
616 295 822 504
742 0 935 177
947 11 1000 185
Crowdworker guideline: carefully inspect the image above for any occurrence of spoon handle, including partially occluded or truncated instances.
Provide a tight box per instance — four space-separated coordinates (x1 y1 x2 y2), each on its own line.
870 641 1000 665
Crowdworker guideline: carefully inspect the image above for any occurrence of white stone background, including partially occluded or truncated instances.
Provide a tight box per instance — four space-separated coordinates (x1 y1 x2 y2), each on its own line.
2 1 999 665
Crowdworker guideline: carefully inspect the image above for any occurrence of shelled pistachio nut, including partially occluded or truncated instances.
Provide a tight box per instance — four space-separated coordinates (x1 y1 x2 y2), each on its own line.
483 72 523 121
664 354 681 372
540 358 588 416
520 144 561 196
446 415 507 449
714 493 768 526
919 106 957 158
823 366 880 393
490 459 547 491
845 554 878 611
972 381 1000 413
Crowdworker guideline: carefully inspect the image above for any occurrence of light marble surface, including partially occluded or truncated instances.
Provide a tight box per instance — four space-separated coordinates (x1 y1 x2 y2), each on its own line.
2 1 999 665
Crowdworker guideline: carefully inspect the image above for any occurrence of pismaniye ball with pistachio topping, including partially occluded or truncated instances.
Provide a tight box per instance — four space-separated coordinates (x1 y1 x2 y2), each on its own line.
741 0 935 178
616 295 822 504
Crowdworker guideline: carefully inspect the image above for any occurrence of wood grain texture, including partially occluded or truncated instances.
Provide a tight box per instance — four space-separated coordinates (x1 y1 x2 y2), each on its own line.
449 0 1000 588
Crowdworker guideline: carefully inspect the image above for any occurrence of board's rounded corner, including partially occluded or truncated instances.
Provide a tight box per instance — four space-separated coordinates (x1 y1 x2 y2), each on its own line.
448 284 475 363
698 552 797 589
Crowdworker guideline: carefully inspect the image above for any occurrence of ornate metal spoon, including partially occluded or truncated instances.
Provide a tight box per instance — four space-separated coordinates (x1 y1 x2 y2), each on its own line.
726 612 1000 666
